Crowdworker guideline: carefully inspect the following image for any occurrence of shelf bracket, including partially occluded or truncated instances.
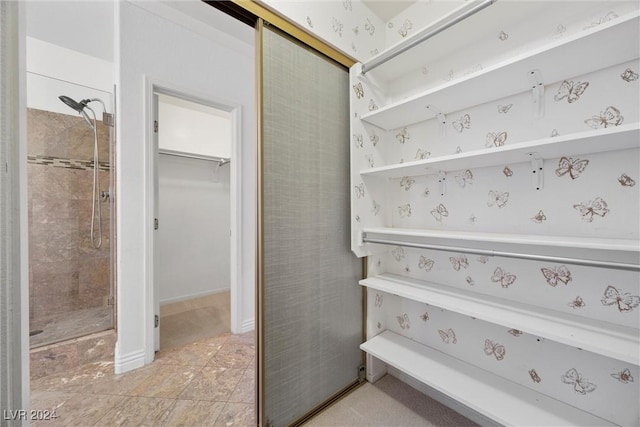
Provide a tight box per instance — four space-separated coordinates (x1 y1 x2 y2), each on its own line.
425 104 447 136
438 171 447 196
528 152 544 190
528 69 545 119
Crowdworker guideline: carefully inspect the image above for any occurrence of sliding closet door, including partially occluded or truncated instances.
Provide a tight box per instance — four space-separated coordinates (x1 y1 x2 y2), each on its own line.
259 25 362 426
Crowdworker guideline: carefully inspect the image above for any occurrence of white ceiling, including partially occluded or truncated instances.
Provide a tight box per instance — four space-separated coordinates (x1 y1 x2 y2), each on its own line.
361 0 417 22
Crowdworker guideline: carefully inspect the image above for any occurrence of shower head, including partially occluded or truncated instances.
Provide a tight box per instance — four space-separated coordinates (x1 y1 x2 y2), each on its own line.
58 95 89 113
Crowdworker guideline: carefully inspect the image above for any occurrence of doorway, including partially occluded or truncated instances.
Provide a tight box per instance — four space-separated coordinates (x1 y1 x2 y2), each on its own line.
149 87 244 354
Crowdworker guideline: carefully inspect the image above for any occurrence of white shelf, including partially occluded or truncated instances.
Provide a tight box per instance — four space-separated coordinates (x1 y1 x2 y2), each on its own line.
359 12 639 130
361 124 639 179
362 227 640 271
361 330 616 426
361 274 640 365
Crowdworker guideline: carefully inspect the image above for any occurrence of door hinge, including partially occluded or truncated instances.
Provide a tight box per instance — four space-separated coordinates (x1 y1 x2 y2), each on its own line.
154 218 159 230
155 314 159 328
154 120 159 133
358 364 366 383
107 296 115 306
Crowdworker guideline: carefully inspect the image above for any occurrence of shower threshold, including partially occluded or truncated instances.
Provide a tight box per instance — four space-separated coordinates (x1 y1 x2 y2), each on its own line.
29 305 113 349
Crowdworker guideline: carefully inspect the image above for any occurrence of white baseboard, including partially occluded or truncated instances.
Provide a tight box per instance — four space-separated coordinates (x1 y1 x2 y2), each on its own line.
159 287 230 306
240 318 254 334
386 366 499 427
114 348 146 374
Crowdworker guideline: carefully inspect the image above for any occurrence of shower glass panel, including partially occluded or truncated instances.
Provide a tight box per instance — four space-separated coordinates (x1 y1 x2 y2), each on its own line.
260 26 362 426
27 73 114 348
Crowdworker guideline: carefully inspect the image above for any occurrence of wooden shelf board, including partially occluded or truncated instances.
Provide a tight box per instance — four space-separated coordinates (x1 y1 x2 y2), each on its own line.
361 274 640 365
359 13 639 130
360 124 639 179
361 330 616 426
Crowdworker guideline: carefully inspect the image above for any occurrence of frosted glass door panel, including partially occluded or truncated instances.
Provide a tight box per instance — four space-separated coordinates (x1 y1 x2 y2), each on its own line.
261 26 362 426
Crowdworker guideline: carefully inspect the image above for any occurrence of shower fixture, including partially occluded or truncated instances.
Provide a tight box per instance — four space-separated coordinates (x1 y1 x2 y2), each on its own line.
58 95 113 249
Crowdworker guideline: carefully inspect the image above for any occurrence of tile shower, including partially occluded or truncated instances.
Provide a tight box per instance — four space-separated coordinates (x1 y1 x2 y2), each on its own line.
27 105 114 350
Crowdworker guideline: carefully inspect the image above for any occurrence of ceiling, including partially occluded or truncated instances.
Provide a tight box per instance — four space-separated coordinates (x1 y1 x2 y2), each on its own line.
361 0 417 22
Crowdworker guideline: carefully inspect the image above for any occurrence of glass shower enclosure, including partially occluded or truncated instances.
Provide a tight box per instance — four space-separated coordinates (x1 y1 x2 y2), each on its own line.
27 73 114 348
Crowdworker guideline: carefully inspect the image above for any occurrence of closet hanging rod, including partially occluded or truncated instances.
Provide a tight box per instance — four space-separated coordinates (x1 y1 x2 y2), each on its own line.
362 237 640 272
361 0 497 75
159 148 230 164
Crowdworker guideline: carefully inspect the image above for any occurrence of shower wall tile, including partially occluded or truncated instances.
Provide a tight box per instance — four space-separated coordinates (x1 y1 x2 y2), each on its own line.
28 107 112 325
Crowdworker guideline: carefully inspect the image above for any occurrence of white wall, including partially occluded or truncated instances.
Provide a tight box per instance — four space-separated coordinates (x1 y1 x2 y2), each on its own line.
158 155 230 304
158 94 231 159
25 0 114 62
116 0 256 372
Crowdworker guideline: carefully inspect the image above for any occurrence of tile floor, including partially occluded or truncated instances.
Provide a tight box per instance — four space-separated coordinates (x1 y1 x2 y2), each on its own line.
30 305 113 348
30 331 255 426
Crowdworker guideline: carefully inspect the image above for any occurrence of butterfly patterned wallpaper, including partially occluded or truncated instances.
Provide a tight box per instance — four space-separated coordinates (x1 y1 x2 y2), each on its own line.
351 2 639 425
261 0 385 61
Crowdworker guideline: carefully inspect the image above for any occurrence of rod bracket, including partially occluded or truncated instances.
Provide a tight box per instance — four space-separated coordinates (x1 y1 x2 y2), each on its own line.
438 171 447 196
528 69 545 119
528 152 544 190
426 105 446 136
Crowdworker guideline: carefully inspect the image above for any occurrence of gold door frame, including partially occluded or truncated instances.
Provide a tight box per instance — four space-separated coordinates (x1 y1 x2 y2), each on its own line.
242 2 362 424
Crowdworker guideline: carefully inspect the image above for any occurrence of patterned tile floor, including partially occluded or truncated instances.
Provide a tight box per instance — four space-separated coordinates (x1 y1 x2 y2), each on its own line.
30 331 255 426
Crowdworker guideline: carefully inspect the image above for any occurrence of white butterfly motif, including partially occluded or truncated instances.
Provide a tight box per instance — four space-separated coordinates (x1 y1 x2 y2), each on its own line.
531 210 546 223
390 247 405 262
455 169 473 188
568 296 585 309
400 176 415 190
449 255 469 271
585 106 623 128
611 368 634 384
430 204 449 222
497 104 513 114
354 183 364 199
554 80 589 103
540 265 572 287
438 328 457 344
484 339 506 360
621 68 639 82
371 200 380 216
368 99 378 111
366 155 374 168
396 127 409 144
601 285 640 312
486 131 508 148
529 369 542 383
374 293 383 308
352 82 364 99
618 173 636 187
573 197 609 222
456 146 463 154
466 276 475 286
332 17 343 36
452 114 471 133
584 11 618 29
418 256 434 272
477 256 489 264
369 131 379 147
398 204 411 218
491 267 516 288
561 368 596 394
503 166 513 177
353 134 363 148
364 18 375 35
487 190 509 208
396 313 410 330
556 156 589 179
420 312 429 321
415 149 430 160
498 30 509 41
398 19 412 37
